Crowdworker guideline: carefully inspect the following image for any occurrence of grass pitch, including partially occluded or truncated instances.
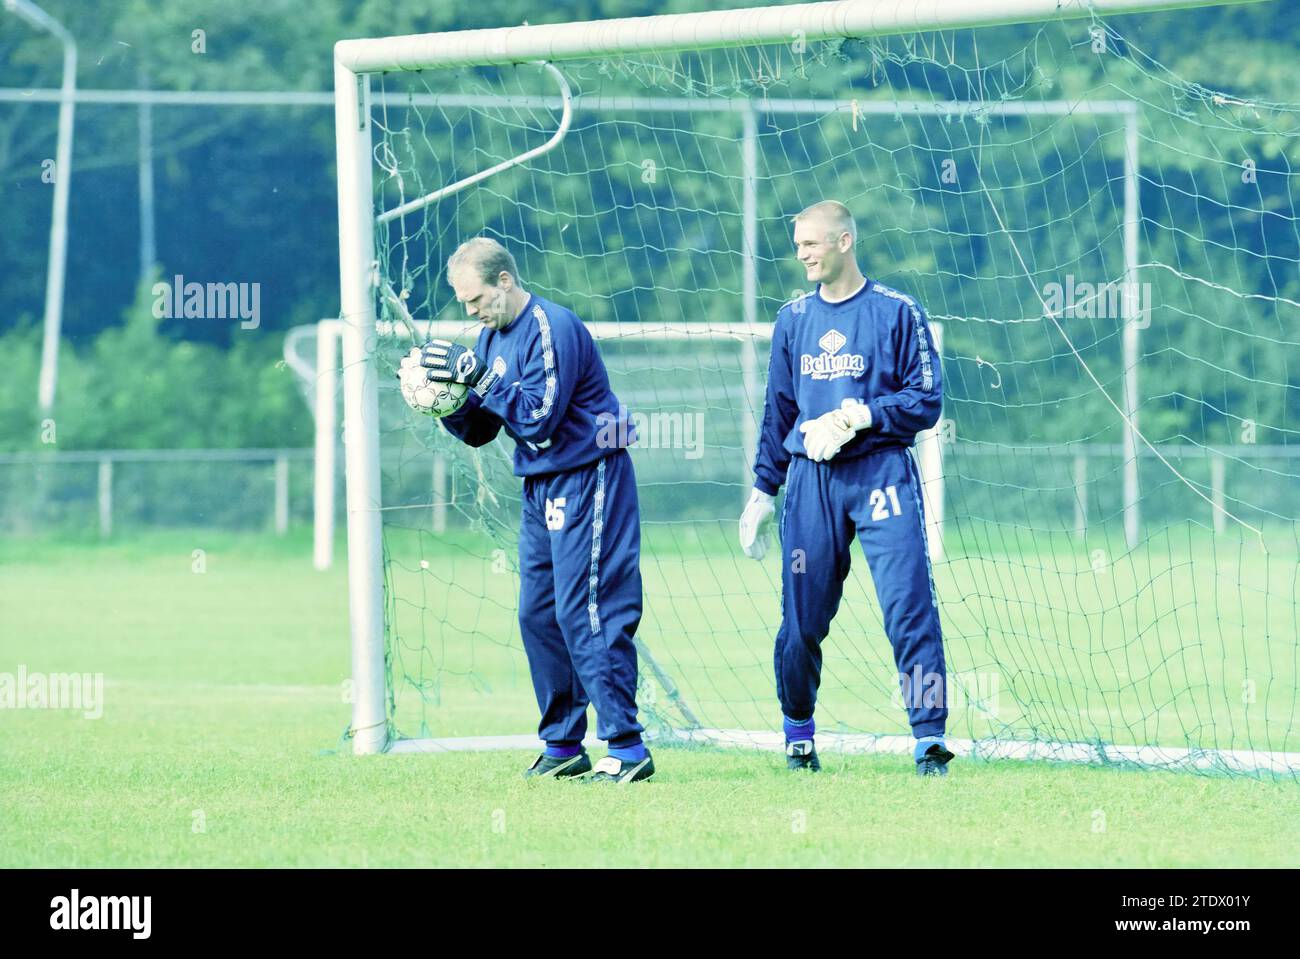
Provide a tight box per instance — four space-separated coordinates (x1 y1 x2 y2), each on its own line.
1 530 1296 868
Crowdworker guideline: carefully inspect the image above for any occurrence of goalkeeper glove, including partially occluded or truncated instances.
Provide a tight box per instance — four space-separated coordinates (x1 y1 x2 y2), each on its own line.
419 339 502 396
798 402 873 462
738 488 776 560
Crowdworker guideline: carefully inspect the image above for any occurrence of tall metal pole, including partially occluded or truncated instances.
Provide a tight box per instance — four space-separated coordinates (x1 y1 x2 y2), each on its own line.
137 64 156 289
334 59 388 755
6 0 77 415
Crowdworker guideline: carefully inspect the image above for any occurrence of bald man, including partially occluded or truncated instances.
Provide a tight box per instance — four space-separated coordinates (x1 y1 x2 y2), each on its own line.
739 201 954 776
408 237 654 784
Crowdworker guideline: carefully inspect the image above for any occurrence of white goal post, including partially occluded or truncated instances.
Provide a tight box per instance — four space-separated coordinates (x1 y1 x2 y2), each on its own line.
333 0 1270 758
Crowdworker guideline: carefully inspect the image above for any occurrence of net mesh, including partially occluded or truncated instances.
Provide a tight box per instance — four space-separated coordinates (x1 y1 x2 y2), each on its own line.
360 15 1299 776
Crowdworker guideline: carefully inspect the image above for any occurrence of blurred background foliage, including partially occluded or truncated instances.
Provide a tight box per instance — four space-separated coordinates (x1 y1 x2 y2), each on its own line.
0 0 1296 452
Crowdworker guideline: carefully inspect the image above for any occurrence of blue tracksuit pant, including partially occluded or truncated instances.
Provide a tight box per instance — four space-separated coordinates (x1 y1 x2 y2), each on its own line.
775 445 947 738
518 448 644 748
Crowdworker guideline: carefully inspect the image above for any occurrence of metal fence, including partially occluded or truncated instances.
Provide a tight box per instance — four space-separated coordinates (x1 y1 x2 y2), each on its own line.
0 448 314 537
3 442 1295 546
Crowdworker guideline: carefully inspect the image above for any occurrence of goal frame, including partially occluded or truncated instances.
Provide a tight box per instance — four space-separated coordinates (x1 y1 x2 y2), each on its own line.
333 0 1268 758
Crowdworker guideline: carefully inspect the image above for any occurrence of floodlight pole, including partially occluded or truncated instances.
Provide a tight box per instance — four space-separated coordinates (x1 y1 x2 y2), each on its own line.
137 65 157 288
6 0 77 416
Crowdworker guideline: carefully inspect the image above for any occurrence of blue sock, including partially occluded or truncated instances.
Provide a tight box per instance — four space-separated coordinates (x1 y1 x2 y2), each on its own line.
783 715 815 744
914 735 946 762
608 740 647 762
544 743 582 759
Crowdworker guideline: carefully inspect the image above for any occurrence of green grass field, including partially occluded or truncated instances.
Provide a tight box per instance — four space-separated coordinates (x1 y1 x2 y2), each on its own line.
2 529 1297 868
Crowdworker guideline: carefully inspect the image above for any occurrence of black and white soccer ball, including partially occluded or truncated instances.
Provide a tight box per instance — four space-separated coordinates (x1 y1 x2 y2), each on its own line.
398 347 468 417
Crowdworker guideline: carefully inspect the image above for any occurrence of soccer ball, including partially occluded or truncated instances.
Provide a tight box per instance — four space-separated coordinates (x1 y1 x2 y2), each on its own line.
398 348 468 417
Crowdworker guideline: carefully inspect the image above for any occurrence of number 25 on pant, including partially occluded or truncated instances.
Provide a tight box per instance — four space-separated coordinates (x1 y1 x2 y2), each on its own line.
545 497 567 531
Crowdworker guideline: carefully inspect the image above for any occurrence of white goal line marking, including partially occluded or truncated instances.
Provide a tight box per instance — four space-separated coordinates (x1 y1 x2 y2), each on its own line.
387 729 1300 775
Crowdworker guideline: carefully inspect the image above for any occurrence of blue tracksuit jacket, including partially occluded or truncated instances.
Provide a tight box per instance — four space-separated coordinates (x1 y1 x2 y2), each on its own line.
440 293 643 748
752 279 948 737
440 293 635 475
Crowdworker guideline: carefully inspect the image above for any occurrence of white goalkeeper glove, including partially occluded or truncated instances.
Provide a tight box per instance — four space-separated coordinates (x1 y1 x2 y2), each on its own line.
738 488 776 561
798 402 873 463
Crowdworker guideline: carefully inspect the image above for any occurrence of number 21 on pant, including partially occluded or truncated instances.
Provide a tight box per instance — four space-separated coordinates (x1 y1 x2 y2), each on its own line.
870 486 902 521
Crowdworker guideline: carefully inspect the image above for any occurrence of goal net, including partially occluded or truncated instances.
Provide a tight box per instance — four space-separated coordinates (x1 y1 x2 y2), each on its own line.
334 1 1299 777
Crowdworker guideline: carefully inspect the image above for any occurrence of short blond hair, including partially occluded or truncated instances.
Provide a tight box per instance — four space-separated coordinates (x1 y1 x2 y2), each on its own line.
792 200 857 244
447 236 520 287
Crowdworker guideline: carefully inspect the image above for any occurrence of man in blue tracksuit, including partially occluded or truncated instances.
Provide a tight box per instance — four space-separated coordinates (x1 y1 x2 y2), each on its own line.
404 237 653 784
739 201 955 776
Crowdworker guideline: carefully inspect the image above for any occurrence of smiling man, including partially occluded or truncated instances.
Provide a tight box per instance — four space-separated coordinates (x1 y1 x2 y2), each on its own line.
412 236 652 784
738 201 954 776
